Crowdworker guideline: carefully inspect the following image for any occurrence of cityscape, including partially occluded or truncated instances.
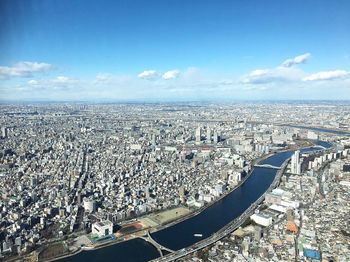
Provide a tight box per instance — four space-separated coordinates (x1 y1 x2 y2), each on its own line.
0 103 349 262
1 1 350 262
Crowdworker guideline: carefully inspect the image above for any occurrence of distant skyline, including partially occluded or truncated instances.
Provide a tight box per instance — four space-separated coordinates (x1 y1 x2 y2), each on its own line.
1 0 350 101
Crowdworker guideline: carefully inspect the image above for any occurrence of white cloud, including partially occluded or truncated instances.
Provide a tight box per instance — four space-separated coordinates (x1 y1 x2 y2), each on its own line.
241 53 313 84
138 70 159 80
303 70 350 81
162 70 180 80
51 76 78 85
28 79 39 85
0 61 53 79
241 67 304 84
24 76 79 91
282 53 311 67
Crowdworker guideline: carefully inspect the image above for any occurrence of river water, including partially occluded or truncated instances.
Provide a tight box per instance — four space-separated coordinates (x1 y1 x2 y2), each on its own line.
59 142 331 262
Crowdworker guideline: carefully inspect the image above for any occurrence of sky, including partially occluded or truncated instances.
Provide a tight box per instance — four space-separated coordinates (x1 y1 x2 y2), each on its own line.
0 0 350 101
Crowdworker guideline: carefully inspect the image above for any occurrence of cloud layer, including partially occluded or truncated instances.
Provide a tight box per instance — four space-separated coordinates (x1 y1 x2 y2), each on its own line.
303 70 350 81
241 52 350 86
1 56 349 101
241 66 304 84
0 61 53 80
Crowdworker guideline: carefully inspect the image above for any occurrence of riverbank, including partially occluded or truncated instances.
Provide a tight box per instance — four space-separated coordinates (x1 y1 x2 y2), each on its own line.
150 154 292 262
44 152 274 262
282 124 350 136
39 141 329 262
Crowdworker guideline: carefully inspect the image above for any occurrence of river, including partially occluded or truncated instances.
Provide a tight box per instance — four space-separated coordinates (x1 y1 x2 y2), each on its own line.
58 142 331 262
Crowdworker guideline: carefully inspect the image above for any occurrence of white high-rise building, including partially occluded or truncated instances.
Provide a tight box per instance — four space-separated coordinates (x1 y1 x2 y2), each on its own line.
213 130 219 144
1 127 7 138
291 150 301 174
195 126 201 143
206 127 211 143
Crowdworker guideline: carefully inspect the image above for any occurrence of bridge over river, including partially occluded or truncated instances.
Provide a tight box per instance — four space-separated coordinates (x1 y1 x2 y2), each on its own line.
140 231 175 256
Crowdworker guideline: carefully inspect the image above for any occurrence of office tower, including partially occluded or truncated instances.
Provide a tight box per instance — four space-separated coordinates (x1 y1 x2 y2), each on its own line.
195 126 201 143
30 175 38 188
291 150 301 174
151 133 156 146
1 127 7 138
179 186 185 197
206 127 211 143
213 130 219 144
145 186 150 199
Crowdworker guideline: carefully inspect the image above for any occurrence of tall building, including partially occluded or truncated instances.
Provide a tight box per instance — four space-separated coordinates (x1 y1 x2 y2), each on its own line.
179 186 185 198
291 150 301 174
213 130 219 144
145 186 150 199
195 126 201 143
151 133 156 146
1 127 7 138
206 127 211 143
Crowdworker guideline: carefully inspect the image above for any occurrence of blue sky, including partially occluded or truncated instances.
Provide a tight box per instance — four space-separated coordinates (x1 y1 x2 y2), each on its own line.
0 0 350 101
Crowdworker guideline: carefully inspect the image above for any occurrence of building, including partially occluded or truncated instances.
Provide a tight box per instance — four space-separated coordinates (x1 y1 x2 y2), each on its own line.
83 198 96 213
307 131 319 140
206 127 211 143
291 150 301 174
195 126 201 143
250 213 272 227
228 172 241 186
213 130 219 144
303 249 321 260
92 220 113 238
1 127 7 138
265 188 285 204
179 186 185 198
286 221 298 234
215 181 226 195
145 186 150 199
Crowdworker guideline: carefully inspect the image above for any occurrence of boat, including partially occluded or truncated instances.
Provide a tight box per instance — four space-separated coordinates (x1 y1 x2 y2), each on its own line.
194 233 203 237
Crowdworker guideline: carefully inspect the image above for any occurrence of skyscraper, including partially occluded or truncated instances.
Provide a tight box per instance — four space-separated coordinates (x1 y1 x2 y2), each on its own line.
195 126 201 143
206 127 211 143
213 130 219 144
291 150 301 174
1 127 7 138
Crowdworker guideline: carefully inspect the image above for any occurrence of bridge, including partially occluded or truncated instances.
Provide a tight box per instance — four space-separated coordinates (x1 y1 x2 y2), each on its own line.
254 164 281 169
139 231 175 256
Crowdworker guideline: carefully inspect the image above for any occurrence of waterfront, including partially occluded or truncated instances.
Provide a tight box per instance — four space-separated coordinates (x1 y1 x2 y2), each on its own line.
58 238 159 262
151 166 279 250
286 125 350 137
58 146 323 262
57 142 331 262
